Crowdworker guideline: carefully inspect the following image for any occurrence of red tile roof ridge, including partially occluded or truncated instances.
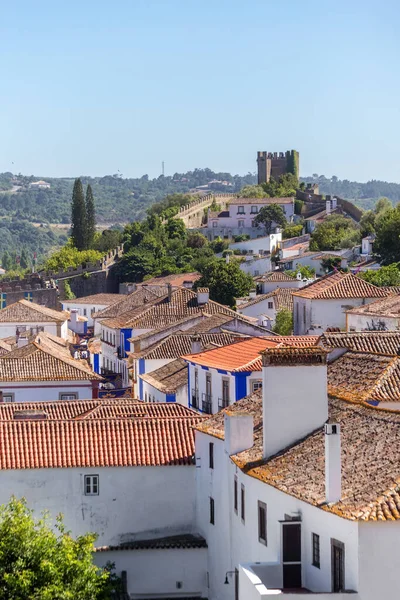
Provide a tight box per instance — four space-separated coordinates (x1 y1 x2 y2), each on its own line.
292 271 388 299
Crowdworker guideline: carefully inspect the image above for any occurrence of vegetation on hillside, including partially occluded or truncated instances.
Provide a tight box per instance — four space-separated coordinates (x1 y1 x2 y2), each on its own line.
310 215 361 251
301 174 400 207
358 264 400 287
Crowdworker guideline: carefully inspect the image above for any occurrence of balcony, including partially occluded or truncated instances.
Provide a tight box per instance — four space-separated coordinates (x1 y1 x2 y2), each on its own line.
201 393 212 414
218 397 229 411
191 389 199 409
238 563 357 599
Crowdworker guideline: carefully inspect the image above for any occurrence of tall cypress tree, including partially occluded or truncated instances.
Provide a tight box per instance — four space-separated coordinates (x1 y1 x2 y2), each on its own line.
85 184 96 250
71 178 87 250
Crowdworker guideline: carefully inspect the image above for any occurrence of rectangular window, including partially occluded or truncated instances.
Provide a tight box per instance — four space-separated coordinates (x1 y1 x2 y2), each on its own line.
212 221 218 227
238 206 245 214
2 393 15 403
251 206 258 214
312 533 320 568
268 301 273 309
84 474 99 496
209 442 214 469
258 501 267 545
252 380 262 392
238 220 245 228
210 497 215 525
241 484 245 522
234 476 238 513
83 308 87 316
59 393 78 401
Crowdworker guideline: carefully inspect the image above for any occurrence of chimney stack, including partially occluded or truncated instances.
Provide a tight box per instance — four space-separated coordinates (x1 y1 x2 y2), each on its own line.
70 309 79 326
197 288 209 306
325 422 341 503
191 335 202 355
167 283 173 303
224 412 254 456
249 289 257 299
261 347 329 459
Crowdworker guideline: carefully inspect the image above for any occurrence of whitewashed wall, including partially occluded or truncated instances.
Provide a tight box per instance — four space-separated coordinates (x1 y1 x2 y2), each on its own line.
94 547 207 599
228 234 281 254
0 380 94 402
238 298 277 323
0 465 196 546
261 279 302 294
346 312 398 332
239 257 272 277
62 302 112 327
0 321 65 340
195 431 359 600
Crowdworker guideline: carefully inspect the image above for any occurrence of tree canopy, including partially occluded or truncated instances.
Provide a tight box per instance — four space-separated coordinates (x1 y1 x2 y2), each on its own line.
358 264 400 287
253 205 287 235
273 309 293 335
373 205 400 265
195 259 253 307
310 215 361 251
0 497 120 600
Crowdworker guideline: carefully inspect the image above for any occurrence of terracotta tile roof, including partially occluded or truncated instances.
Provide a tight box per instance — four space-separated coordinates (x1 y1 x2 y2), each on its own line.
137 272 200 287
121 288 238 330
0 417 201 469
379 286 400 295
133 332 240 360
327 351 400 403
140 359 188 393
0 299 68 323
0 336 102 381
238 288 294 311
272 335 320 347
66 294 124 305
256 271 296 283
0 399 141 421
183 314 236 333
293 272 389 300
197 391 400 521
182 337 280 371
95 533 207 552
277 252 321 264
320 331 400 355
346 293 400 318
95 287 167 320
229 197 294 205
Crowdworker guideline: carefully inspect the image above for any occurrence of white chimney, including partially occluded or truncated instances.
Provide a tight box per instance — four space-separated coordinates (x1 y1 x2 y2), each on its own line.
296 271 302 281
326 199 331 215
224 412 254 456
325 422 341 504
17 336 29 348
197 288 209 305
249 289 257 299
262 348 328 459
225 253 230 264
70 309 78 326
191 335 202 355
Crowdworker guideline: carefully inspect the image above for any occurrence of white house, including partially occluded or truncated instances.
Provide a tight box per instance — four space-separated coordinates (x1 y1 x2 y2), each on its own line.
238 255 272 278
345 293 400 332
62 293 124 327
0 399 207 599
256 271 304 294
29 179 51 189
140 358 188 404
361 235 375 257
293 272 389 335
194 345 400 600
182 336 319 414
228 233 282 255
237 288 295 328
0 299 69 339
0 332 102 402
206 197 294 240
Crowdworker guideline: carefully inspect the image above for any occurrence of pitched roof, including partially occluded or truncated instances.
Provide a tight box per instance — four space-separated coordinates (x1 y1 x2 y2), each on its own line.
229 197 294 205
320 331 400 355
346 293 400 318
65 294 124 305
95 286 168 320
293 272 389 300
109 288 238 331
0 299 68 323
137 272 200 287
256 271 296 283
0 335 102 381
132 332 241 361
95 534 207 552
140 359 188 393
327 351 400 403
277 252 321 265
238 288 294 311
197 391 400 521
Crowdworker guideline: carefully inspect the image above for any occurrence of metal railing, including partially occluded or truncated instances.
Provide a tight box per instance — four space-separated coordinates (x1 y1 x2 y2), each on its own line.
218 397 230 411
202 393 212 415
191 389 199 409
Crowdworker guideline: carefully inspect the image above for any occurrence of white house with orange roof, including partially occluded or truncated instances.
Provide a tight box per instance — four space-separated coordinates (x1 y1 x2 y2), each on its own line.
182 336 319 414
0 299 69 340
62 293 124 328
257 270 305 294
293 272 389 335
194 345 400 600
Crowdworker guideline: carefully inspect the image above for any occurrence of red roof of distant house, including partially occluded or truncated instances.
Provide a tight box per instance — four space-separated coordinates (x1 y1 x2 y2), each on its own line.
293 272 389 300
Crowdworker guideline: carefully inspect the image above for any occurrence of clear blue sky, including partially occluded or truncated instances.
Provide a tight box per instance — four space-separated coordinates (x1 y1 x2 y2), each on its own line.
0 0 398 182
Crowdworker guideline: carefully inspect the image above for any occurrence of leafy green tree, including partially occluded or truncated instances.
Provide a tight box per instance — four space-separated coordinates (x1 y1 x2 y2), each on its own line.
93 229 122 253
195 259 253 307
116 247 157 282
20 248 29 269
85 184 96 250
375 197 392 214
239 185 266 198
2 251 12 270
165 218 186 240
310 215 360 251
374 206 400 265
321 256 342 273
360 210 376 237
209 237 229 254
282 224 303 239
358 263 400 286
71 179 87 251
44 242 103 272
253 205 287 235
0 497 120 600
261 173 298 198
273 309 294 335
186 232 208 249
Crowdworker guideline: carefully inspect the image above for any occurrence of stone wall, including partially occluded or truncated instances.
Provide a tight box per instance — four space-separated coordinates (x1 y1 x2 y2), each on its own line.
58 268 119 301
169 194 235 229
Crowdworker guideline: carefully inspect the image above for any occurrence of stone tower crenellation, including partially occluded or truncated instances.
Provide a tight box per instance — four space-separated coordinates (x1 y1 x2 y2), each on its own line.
257 149 299 184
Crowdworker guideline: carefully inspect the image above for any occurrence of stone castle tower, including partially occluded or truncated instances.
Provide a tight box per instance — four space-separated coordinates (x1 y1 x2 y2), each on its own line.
257 150 299 185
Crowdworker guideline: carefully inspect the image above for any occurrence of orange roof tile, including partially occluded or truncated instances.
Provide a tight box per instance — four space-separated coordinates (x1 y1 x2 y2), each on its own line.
293 272 389 300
